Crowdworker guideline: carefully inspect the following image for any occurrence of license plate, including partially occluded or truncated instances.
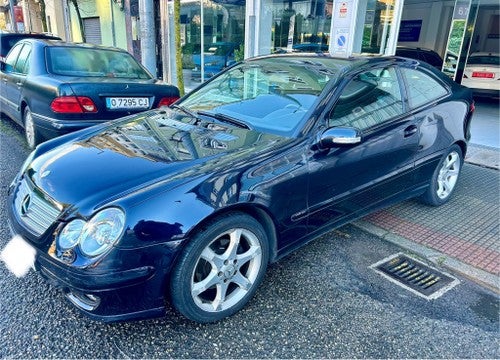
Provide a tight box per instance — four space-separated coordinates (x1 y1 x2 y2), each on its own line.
106 97 149 109
472 72 494 78
0 235 36 277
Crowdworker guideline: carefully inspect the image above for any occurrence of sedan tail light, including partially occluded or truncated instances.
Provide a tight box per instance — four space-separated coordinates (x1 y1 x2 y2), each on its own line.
51 96 98 113
158 96 180 107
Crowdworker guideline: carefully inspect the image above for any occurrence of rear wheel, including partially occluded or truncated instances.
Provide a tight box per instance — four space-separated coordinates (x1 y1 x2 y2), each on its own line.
24 107 42 149
170 213 269 323
420 144 463 206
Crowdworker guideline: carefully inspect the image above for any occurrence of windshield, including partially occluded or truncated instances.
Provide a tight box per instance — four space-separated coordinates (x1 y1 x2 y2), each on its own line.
47 47 152 79
467 55 500 66
180 57 347 136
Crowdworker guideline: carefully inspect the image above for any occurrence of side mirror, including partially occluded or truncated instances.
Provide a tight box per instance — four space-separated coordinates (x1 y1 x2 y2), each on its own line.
0 61 5 71
318 127 362 149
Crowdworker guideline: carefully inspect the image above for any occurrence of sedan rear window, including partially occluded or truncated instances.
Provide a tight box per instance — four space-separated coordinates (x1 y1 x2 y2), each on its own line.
47 47 152 79
467 55 500 66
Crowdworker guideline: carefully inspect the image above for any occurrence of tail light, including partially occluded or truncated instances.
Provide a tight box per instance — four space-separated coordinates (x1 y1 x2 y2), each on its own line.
51 96 97 113
158 96 179 107
470 101 475 113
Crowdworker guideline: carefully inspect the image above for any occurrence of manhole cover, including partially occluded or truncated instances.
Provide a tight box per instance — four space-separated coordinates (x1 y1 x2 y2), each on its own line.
370 253 459 300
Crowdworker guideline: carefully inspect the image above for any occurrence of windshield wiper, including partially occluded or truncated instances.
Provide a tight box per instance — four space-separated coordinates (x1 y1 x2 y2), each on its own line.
198 111 252 130
171 104 199 119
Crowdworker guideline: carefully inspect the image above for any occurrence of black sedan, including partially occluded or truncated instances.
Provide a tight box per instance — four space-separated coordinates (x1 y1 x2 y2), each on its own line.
3 54 474 323
0 39 179 149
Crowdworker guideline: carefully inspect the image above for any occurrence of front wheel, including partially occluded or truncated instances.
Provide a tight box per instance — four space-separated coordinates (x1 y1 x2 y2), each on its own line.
170 213 269 323
420 144 463 206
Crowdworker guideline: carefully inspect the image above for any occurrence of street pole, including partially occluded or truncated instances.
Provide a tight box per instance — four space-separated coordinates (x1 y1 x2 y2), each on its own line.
139 0 157 76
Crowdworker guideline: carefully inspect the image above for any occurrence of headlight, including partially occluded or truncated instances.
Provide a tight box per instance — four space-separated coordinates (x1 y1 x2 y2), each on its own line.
80 208 126 257
56 208 126 258
58 219 86 250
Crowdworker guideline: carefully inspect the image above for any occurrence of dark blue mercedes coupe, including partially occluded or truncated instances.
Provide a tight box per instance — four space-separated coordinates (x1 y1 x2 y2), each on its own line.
4 54 474 323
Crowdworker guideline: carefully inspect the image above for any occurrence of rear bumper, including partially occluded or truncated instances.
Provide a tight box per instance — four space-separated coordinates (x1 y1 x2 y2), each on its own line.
31 112 110 139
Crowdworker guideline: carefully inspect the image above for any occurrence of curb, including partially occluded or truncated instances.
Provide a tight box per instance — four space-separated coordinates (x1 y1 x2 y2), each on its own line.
353 219 500 294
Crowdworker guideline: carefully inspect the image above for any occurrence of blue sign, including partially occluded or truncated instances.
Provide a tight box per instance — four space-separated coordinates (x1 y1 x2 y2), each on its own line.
337 35 346 47
398 20 422 42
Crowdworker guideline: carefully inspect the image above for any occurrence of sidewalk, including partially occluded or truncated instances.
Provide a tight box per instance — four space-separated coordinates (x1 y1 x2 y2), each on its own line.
356 101 500 292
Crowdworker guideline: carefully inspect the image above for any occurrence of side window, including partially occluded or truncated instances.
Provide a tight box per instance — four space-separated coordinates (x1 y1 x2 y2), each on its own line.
328 67 404 131
401 68 448 109
14 44 31 74
5 43 23 72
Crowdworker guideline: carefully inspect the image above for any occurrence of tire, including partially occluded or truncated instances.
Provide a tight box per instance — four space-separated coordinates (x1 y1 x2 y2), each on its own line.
24 107 42 149
420 144 463 206
170 212 269 323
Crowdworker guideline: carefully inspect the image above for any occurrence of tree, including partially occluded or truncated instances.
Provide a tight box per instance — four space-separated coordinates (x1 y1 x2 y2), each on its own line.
68 0 86 42
174 0 185 96
39 0 48 32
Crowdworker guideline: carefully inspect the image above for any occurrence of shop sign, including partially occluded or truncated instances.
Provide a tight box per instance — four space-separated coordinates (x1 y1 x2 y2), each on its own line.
397 20 422 42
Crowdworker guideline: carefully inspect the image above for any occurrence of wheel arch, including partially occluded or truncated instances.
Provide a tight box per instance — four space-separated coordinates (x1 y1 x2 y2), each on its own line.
454 140 467 159
183 204 280 264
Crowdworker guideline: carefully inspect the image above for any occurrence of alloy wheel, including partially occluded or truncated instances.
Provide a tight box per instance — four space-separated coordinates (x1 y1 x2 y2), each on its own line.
436 150 460 199
190 228 262 313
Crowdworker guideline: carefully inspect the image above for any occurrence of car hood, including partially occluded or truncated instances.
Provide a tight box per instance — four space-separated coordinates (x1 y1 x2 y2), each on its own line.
26 109 288 212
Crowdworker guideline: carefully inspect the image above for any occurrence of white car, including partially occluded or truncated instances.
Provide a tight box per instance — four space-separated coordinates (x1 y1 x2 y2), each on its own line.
462 52 499 98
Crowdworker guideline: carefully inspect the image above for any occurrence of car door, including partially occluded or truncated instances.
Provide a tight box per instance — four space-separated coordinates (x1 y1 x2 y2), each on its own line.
0 42 25 121
306 66 421 231
2 43 31 122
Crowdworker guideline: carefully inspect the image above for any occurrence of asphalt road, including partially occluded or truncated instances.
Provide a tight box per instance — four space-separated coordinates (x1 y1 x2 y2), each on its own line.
0 117 498 359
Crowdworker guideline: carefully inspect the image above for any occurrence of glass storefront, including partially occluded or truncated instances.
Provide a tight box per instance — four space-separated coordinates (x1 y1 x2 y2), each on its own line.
180 0 246 81
259 0 333 54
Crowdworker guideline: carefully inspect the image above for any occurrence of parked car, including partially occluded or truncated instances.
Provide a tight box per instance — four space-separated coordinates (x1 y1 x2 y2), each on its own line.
0 39 180 148
0 30 61 61
4 54 474 323
191 42 237 81
395 46 444 70
461 52 500 98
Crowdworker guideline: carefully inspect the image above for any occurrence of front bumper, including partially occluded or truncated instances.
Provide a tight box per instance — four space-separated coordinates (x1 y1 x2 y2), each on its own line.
6 188 184 322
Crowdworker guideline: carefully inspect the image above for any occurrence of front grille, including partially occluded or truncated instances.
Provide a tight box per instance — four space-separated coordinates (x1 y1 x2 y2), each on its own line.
14 177 62 237
371 253 459 300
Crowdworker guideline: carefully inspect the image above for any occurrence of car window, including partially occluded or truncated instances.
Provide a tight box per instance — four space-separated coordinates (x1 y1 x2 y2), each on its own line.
4 42 23 72
401 68 448 109
47 47 151 79
180 57 346 136
328 67 404 131
14 43 31 74
467 55 500 66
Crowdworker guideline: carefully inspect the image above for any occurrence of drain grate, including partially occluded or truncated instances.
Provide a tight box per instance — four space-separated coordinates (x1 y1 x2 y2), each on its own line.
371 253 459 300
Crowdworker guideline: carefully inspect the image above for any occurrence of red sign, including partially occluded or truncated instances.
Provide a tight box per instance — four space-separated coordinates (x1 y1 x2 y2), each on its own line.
339 2 347 18
472 72 494 78
14 6 24 23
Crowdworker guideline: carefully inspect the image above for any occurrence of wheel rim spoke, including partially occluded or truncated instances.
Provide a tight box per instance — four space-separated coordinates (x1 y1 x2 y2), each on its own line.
225 228 242 259
192 269 220 297
200 246 224 269
231 271 252 290
237 245 261 265
212 282 229 311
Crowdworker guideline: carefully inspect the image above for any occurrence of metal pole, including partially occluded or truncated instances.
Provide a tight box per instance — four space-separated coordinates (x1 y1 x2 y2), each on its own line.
110 0 117 46
139 0 157 76
200 0 205 82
